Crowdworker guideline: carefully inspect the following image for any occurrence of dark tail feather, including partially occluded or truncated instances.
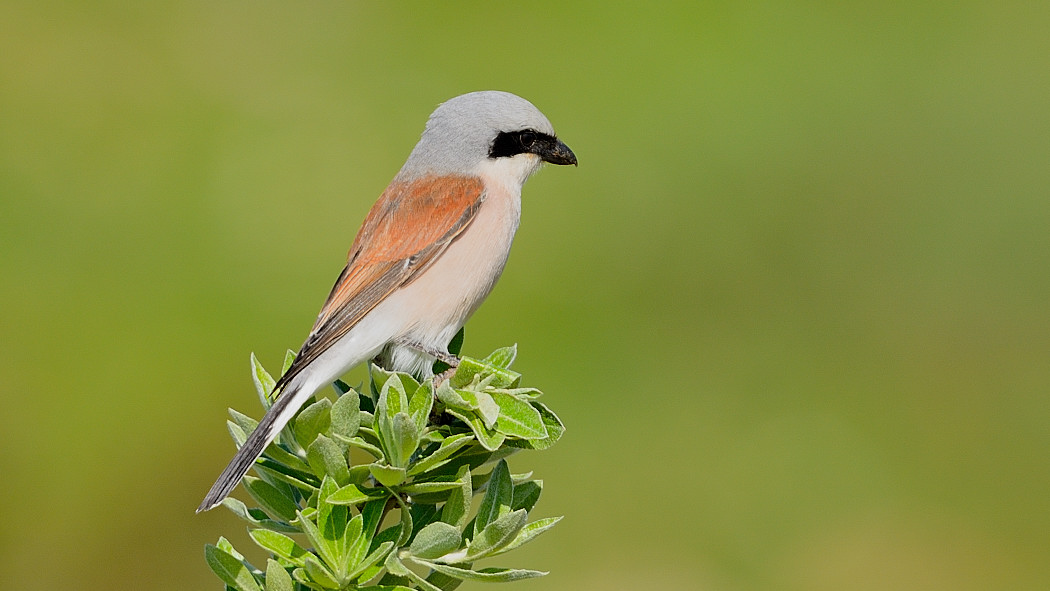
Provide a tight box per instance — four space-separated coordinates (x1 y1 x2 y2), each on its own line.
196 383 305 513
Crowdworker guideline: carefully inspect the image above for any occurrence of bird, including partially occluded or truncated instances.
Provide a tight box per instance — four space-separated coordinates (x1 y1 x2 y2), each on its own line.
197 91 576 512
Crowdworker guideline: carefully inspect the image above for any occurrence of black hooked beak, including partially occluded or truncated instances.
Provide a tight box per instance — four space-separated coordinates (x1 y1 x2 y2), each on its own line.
489 129 578 166
534 137 577 166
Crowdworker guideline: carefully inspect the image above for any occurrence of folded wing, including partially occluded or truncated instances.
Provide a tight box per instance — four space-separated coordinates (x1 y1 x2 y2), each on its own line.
274 175 485 392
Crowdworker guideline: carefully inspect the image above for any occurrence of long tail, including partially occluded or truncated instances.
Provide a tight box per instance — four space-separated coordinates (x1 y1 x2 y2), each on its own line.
196 381 315 513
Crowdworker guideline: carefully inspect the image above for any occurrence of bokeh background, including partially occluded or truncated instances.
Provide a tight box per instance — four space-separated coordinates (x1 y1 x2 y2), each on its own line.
2 2 1048 590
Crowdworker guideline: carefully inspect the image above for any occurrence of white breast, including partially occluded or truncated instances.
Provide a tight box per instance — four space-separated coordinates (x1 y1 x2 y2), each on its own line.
383 156 539 375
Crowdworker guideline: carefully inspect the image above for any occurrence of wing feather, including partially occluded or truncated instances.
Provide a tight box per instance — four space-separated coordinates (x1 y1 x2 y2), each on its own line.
273 175 485 391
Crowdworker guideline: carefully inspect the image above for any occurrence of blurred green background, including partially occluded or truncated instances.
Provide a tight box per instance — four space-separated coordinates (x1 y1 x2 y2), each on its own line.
2 1 1048 589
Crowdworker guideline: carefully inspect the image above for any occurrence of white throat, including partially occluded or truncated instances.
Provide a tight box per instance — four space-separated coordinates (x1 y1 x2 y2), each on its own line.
473 153 543 189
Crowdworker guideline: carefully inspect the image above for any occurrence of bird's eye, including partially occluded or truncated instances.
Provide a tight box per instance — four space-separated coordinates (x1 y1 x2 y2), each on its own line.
518 131 537 149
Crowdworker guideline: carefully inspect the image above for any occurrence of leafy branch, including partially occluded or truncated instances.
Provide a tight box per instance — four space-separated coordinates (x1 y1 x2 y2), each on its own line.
204 340 564 591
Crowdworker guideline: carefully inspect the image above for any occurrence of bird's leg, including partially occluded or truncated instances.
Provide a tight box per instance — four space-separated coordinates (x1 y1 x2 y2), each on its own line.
434 366 458 386
393 338 459 389
393 337 460 367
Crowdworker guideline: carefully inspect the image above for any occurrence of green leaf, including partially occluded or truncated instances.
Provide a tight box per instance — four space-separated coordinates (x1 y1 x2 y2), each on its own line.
421 429 446 443
293 398 332 449
205 543 262 591
510 471 533 484
398 480 464 495
461 509 527 561
347 464 372 484
306 434 350 485
226 420 249 450
330 388 361 440
244 476 299 523
409 379 434 433
316 477 352 576
456 388 481 409
252 454 308 497
361 498 386 542
282 349 297 374
216 535 244 558
424 571 465 591
341 513 365 571
295 510 337 574
446 409 504 451
347 541 394 582
486 367 521 388
492 392 548 439
392 494 414 547
317 478 354 575
410 522 463 560
505 401 564 450
475 460 512 533
346 520 371 575
491 516 563 556
450 356 521 389
385 554 445 591
265 559 293 591
440 465 473 529
228 408 259 435
400 479 462 505
371 525 401 555
414 444 494 480
376 378 411 465
356 567 385 587
302 554 341 590
482 345 517 369
249 530 310 567
368 463 406 487
261 441 314 474
327 483 376 505
390 412 418 468
511 480 542 513
475 391 499 429
413 562 546 583
357 423 379 442
410 503 440 539
251 353 276 411
493 387 543 400
336 435 384 459
380 374 410 416
382 553 411 579
254 458 321 493
407 433 474 476
220 498 298 533
448 357 487 389
290 569 311 589
397 372 420 392
435 381 473 410
368 364 393 400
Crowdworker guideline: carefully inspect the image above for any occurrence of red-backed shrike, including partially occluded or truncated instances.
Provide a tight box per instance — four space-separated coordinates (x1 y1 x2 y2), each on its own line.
198 91 576 512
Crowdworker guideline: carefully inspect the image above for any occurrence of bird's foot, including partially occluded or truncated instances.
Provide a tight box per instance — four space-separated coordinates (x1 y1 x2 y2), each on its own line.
393 337 460 367
434 366 458 386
